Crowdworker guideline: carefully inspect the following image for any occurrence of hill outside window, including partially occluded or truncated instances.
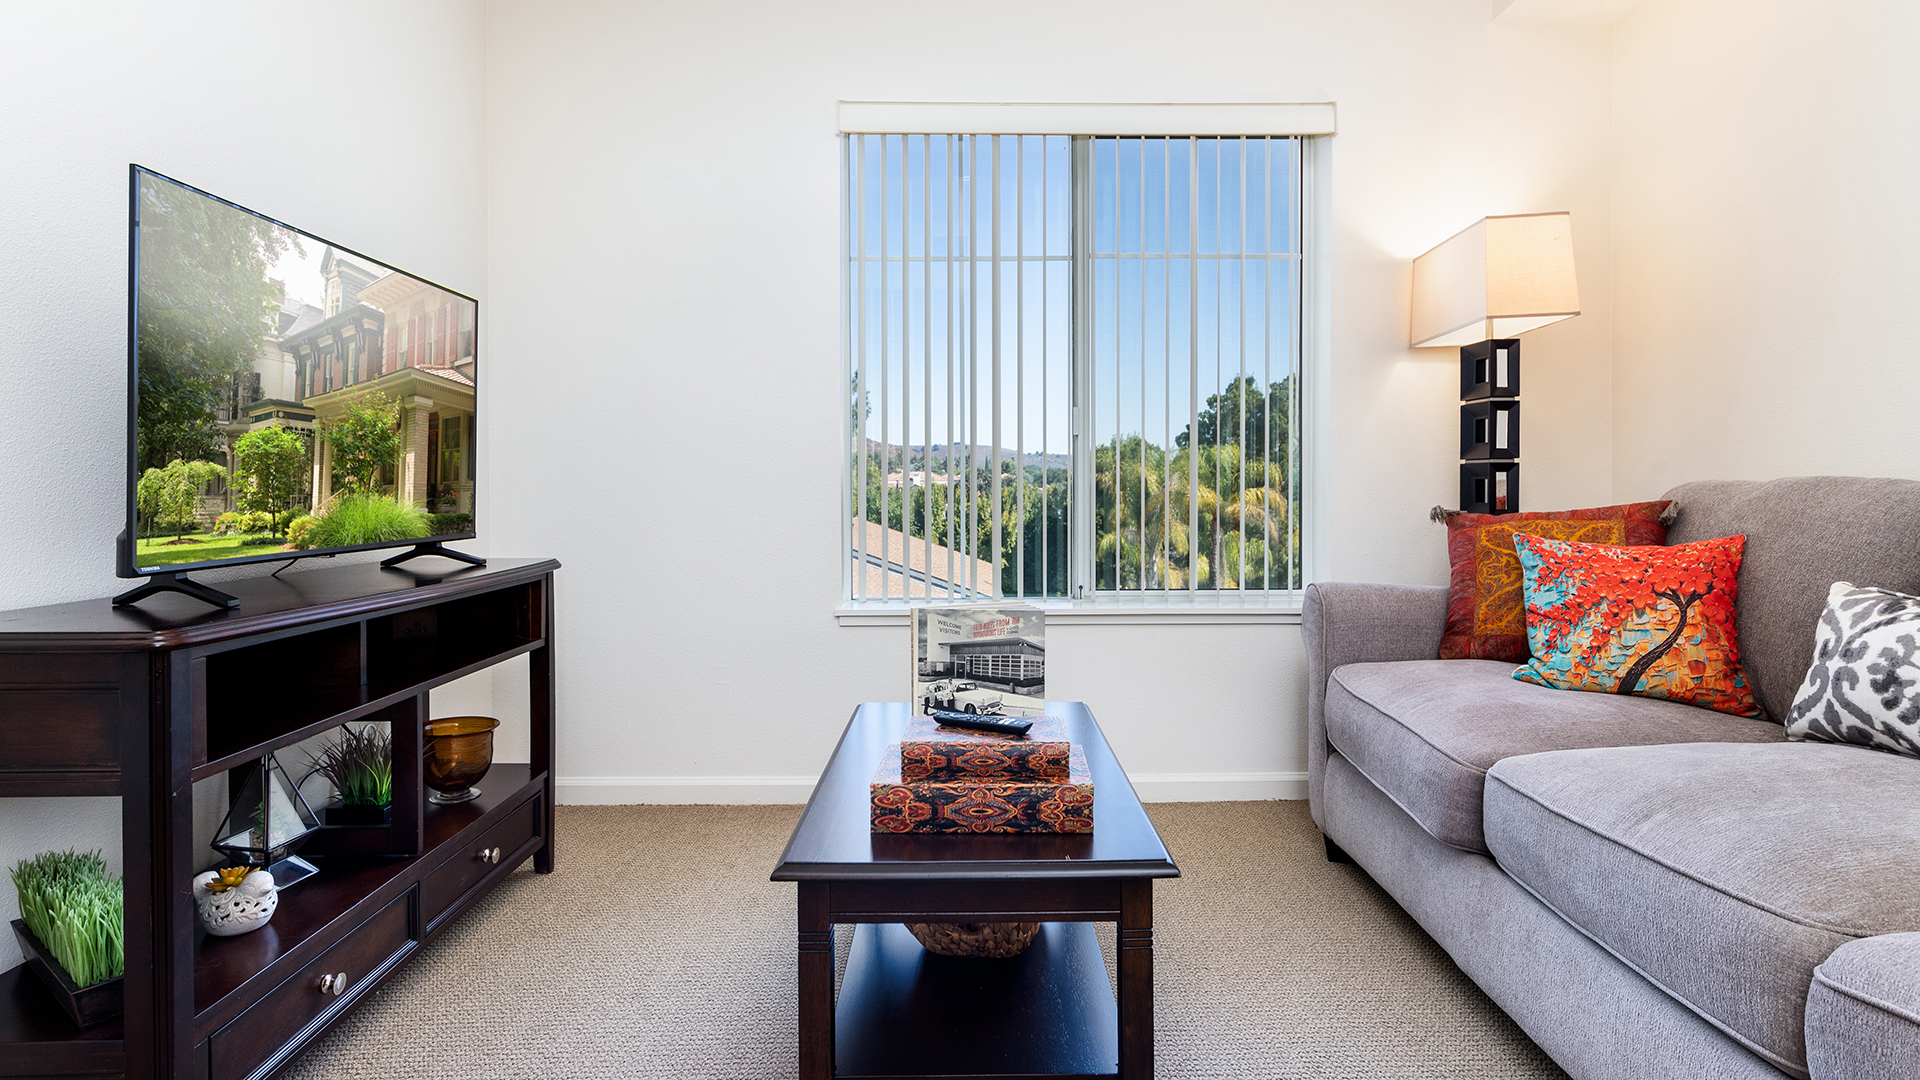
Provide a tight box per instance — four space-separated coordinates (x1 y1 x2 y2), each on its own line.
842 106 1327 609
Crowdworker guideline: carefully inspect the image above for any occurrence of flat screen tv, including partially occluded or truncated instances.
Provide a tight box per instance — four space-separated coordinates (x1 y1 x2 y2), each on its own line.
116 166 481 609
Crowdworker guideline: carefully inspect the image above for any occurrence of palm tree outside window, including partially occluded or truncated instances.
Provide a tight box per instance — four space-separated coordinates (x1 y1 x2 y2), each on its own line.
844 133 1307 603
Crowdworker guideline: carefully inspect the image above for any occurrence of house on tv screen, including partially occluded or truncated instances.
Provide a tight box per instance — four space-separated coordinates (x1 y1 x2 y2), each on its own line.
213 247 476 521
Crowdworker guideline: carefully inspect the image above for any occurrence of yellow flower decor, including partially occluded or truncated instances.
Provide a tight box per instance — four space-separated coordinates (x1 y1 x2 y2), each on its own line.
204 866 254 894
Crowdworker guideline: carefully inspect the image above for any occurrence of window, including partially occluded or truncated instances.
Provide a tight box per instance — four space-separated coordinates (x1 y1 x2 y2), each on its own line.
843 129 1313 605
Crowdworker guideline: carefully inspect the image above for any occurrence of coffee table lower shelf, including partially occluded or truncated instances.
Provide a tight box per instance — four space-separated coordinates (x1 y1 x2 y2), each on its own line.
835 922 1119 1079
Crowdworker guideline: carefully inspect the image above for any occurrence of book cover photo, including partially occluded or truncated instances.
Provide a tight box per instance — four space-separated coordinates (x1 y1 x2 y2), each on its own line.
910 605 1045 717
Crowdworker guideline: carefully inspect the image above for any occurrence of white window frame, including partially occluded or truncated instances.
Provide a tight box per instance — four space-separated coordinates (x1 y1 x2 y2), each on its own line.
836 104 1333 625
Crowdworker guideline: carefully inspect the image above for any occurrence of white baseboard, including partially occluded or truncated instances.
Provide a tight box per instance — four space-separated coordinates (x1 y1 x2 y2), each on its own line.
556 771 1306 805
557 776 822 805
1128 771 1308 802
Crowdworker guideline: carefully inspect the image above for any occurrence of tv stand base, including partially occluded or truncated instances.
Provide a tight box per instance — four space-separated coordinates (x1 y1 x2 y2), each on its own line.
381 541 487 570
112 572 241 610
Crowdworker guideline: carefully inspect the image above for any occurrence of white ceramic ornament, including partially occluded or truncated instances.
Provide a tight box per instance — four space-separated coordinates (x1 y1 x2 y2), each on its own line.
192 869 278 936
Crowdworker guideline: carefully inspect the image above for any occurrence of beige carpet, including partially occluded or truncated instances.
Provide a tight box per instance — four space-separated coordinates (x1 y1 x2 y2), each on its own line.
283 802 1567 1079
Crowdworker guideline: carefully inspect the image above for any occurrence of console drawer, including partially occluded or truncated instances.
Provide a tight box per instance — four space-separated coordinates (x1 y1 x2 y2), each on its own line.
421 793 540 928
209 892 413 1080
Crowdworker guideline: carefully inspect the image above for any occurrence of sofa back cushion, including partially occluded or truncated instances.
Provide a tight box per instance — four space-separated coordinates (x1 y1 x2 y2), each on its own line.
1663 476 1920 722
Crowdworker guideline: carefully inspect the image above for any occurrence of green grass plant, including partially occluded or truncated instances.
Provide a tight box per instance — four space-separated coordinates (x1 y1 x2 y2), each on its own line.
135 492 433 566
304 494 431 551
10 850 123 988
307 724 393 807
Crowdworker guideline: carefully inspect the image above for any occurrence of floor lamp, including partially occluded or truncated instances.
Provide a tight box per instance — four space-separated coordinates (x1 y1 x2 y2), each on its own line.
1411 212 1580 514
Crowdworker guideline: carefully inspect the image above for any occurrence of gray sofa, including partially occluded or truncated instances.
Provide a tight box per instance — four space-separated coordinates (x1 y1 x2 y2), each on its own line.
1303 477 1920 1080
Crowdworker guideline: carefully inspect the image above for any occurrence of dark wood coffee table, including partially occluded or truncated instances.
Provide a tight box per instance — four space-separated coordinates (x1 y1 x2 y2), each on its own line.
772 701 1179 1080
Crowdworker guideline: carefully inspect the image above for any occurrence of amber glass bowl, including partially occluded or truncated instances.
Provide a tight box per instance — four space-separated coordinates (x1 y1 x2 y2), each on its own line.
423 716 499 804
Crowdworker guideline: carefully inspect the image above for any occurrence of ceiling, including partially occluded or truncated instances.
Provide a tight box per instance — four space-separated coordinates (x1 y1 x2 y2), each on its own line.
1492 0 1646 24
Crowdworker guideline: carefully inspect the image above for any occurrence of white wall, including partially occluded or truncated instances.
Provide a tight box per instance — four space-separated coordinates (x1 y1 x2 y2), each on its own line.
8 0 1907 978
481 0 1617 804
0 3 1619 964
0 0 488 968
1611 0 1920 494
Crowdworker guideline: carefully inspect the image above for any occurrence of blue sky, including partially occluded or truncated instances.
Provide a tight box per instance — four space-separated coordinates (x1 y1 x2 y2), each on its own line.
849 133 1300 466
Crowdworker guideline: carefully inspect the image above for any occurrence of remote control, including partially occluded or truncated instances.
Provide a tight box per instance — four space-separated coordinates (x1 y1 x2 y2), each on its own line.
929 711 1033 737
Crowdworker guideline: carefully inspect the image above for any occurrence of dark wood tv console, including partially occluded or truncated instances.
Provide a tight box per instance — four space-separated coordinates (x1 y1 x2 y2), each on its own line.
0 557 558 1080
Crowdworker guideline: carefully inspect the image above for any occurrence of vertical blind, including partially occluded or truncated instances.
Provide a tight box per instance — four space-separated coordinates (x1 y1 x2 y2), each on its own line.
845 133 1303 604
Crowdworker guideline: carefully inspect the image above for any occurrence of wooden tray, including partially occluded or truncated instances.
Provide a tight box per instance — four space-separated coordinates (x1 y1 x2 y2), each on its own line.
8 920 122 1030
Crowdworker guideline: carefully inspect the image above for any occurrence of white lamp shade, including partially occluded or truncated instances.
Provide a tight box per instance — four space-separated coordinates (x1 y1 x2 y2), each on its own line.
1410 212 1580 348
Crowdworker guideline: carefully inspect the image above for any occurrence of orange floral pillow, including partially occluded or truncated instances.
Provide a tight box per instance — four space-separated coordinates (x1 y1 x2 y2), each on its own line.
1511 533 1762 718
1438 502 1671 662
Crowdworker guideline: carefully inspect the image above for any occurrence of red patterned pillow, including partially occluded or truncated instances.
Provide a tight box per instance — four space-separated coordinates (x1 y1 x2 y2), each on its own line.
1512 533 1762 718
1439 502 1671 662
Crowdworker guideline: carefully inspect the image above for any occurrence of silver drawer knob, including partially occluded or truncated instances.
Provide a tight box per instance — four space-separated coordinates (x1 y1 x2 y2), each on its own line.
477 846 501 864
318 971 348 996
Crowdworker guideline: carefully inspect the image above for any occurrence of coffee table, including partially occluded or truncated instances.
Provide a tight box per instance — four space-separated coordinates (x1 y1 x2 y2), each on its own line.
772 701 1179 1080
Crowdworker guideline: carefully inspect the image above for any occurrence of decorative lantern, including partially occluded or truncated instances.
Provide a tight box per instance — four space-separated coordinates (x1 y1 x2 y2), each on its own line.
212 753 322 889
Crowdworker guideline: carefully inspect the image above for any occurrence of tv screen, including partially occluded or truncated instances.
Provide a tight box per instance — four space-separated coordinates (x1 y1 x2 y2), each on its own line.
120 166 478 583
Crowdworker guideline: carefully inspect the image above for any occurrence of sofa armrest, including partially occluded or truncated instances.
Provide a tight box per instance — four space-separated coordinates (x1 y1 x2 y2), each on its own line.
1302 582 1449 830
1806 933 1920 1080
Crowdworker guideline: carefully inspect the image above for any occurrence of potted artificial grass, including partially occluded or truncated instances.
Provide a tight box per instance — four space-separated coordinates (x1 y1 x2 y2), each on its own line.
9 849 124 1028
309 723 394 827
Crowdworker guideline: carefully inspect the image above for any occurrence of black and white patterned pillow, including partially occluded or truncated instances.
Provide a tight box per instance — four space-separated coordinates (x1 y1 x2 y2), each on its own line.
1787 582 1920 758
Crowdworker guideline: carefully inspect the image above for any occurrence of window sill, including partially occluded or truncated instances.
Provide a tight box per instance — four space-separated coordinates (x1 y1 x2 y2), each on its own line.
835 597 1303 627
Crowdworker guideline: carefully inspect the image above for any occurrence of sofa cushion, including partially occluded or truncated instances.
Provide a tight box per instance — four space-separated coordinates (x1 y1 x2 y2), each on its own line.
1325 659 1781 853
1662 476 1920 723
1806 933 1920 1080
1485 742 1920 1078
1512 533 1763 718
1787 582 1920 759
1438 500 1672 663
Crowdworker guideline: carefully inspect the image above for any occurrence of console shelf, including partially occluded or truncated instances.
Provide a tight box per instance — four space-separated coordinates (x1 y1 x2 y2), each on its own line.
190 766 539 1038
0 559 559 1080
192 637 543 784
0 966 123 1079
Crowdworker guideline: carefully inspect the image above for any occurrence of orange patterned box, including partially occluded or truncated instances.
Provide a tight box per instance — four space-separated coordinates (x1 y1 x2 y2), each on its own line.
898 715 1071 782
871 740 1093 834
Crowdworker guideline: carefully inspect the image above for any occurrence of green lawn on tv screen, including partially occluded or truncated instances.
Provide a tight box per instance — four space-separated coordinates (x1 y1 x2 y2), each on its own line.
135 533 290 568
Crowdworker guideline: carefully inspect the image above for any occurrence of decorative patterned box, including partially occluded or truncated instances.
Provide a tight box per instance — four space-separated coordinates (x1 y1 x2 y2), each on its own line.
871 740 1093 834
899 715 1071 782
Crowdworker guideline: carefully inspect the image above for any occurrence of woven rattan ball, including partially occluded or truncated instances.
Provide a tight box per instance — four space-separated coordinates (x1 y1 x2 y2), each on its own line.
904 921 1041 958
